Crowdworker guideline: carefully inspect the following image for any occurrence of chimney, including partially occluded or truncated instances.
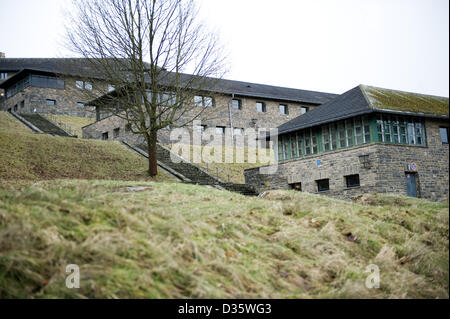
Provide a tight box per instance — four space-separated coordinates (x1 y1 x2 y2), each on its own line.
0 52 5 58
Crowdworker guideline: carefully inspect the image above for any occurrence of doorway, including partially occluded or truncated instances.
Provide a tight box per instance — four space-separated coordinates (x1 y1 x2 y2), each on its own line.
405 172 417 197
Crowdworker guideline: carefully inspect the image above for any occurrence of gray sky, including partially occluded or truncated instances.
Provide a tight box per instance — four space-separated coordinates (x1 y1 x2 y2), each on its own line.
1 0 448 96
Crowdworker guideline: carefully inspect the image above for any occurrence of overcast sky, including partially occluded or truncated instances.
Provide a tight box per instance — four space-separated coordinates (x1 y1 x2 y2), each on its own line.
0 0 448 96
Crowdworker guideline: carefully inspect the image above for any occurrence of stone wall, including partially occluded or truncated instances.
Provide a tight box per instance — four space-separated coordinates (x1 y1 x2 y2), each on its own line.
1 76 108 118
245 118 449 201
85 93 316 147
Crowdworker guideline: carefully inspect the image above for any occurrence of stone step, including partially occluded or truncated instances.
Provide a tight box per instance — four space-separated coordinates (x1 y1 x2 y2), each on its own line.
136 142 258 196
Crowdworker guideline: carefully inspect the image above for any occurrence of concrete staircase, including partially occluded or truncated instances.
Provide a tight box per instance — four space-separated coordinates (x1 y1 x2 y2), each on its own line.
137 143 258 196
18 113 73 137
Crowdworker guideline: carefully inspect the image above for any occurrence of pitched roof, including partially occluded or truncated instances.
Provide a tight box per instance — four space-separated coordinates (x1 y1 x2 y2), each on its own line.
0 58 337 105
277 85 449 135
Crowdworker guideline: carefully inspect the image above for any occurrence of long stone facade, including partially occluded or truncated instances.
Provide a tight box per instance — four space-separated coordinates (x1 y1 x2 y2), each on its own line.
83 93 317 146
245 119 449 201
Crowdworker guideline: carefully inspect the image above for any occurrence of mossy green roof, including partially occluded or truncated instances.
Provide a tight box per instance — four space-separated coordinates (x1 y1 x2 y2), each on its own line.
361 85 449 117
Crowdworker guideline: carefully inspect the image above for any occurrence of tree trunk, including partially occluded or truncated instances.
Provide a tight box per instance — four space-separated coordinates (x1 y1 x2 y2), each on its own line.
147 131 158 176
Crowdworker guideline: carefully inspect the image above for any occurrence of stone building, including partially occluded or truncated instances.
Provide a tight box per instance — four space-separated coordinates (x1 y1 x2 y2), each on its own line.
0 58 126 117
245 85 449 201
82 76 337 145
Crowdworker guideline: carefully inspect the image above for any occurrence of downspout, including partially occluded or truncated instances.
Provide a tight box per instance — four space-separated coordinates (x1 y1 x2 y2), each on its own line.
228 93 234 145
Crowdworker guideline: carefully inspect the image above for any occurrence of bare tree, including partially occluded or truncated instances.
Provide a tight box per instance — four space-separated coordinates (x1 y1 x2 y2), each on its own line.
65 0 226 176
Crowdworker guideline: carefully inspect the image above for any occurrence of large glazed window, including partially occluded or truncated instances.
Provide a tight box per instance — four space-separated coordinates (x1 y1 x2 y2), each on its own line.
376 114 425 146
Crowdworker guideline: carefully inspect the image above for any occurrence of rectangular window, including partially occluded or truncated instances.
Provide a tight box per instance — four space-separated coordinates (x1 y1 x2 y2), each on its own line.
113 127 120 138
0 72 7 79
102 132 109 140
392 119 400 143
76 80 84 89
232 99 242 110
330 124 337 150
46 99 56 106
283 135 290 159
256 102 266 113
407 122 415 144
354 117 364 145
279 104 288 115
338 122 346 148
290 133 298 158
363 116 371 143
278 136 285 161
216 126 226 135
346 119 353 147
311 130 318 154
415 122 424 145
316 179 330 192
399 120 407 144
304 131 311 155
195 125 206 133
233 127 243 136
383 119 392 143
322 125 330 152
13 104 18 112
440 127 449 144
300 107 308 114
296 132 303 157
345 174 360 188
377 115 384 142
76 80 92 90
194 95 214 107
289 183 302 191
20 100 25 108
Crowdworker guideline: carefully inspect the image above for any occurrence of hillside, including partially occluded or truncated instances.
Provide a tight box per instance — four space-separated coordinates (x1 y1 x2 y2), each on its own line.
0 179 447 298
0 112 172 183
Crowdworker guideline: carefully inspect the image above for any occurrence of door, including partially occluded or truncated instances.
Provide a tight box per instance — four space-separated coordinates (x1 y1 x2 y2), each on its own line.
405 172 417 197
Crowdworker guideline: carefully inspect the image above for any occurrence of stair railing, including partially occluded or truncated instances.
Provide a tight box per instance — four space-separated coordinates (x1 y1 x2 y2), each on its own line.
44 114 77 137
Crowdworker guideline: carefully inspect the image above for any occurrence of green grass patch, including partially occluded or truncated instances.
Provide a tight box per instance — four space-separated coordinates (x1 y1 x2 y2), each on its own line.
0 181 447 298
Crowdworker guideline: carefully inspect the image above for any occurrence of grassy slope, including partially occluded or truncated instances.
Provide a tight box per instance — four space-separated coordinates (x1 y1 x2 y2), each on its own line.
41 114 96 138
0 112 172 183
0 179 447 298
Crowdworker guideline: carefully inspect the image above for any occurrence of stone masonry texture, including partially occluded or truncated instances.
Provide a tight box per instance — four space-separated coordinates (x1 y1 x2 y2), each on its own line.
245 119 449 201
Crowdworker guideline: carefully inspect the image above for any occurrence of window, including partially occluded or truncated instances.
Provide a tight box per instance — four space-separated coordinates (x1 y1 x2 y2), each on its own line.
195 125 206 133
377 114 424 146
13 104 18 112
279 104 288 115
194 95 214 107
345 174 360 188
20 100 24 108
322 125 330 151
216 126 226 135
300 107 308 114
125 123 132 132
338 122 346 148
0 72 7 79
77 102 84 108
102 132 109 140
46 99 56 106
316 179 330 192
233 128 243 136
440 127 449 144
76 81 84 89
76 80 92 90
113 127 120 138
289 183 302 191
232 99 242 110
256 102 266 113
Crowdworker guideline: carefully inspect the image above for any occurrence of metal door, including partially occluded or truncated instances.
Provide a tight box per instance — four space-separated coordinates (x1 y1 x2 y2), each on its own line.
405 172 417 197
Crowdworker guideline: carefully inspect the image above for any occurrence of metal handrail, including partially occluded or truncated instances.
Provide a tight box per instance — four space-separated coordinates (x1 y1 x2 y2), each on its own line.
44 114 77 137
